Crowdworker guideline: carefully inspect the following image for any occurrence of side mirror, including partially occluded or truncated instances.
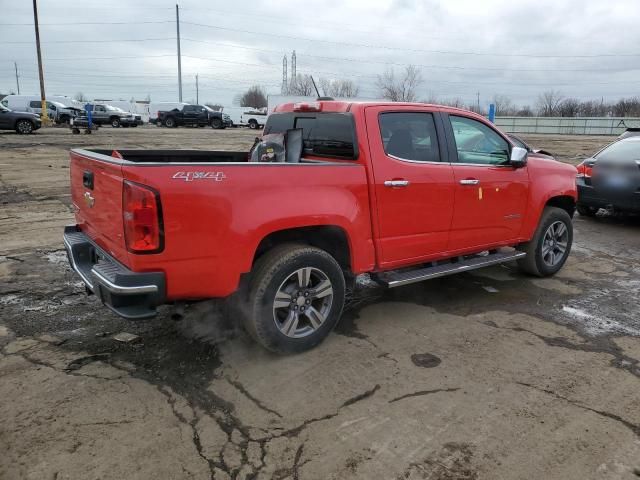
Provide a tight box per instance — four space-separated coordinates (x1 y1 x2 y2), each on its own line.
510 146 528 168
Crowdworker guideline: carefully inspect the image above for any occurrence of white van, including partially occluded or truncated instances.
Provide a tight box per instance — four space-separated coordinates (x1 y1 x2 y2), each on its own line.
1 95 82 124
149 102 191 124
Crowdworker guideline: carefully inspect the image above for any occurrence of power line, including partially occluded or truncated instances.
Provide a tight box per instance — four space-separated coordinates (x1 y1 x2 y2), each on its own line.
0 20 173 26
181 21 640 59
5 37 176 44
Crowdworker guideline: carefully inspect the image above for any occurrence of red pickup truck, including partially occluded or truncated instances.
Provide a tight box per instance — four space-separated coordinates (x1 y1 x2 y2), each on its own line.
64 100 577 353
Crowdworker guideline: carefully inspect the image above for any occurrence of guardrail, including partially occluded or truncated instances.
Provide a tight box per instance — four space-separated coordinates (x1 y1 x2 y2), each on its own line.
495 117 640 136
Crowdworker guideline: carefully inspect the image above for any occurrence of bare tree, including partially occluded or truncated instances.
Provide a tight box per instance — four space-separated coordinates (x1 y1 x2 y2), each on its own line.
492 95 517 116
516 105 534 117
376 65 423 102
240 85 267 109
439 97 465 108
74 92 87 102
536 90 564 117
318 78 360 98
289 74 316 96
558 98 580 117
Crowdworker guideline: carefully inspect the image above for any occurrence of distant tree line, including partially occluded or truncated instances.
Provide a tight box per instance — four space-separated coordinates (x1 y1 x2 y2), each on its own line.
236 71 640 118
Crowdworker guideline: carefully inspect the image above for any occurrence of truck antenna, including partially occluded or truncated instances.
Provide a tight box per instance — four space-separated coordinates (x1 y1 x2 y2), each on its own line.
310 76 321 98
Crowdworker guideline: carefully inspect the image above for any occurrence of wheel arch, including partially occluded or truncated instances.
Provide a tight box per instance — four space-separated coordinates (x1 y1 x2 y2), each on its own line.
252 225 353 273
545 195 576 218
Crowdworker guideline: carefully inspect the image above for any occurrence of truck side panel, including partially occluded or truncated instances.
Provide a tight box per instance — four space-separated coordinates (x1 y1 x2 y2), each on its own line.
120 163 375 299
519 157 578 240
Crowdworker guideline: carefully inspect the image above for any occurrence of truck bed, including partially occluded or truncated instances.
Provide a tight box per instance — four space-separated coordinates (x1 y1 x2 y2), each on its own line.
90 149 249 164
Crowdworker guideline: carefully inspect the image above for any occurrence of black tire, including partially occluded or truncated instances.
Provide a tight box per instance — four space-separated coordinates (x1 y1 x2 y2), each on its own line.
59 115 70 125
165 117 176 128
211 118 223 129
243 244 346 354
72 128 80 134
577 204 597 217
249 120 258 130
517 207 573 277
110 117 121 128
15 119 34 134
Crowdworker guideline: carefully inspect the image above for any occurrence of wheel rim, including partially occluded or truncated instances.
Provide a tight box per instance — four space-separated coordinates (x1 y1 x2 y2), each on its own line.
112 120 119 127
18 121 31 133
541 221 569 267
273 267 334 339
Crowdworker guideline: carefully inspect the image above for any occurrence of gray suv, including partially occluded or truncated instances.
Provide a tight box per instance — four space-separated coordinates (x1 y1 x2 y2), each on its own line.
0 103 42 134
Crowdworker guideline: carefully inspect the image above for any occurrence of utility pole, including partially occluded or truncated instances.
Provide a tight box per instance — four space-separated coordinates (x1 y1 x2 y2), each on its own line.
14 62 20 94
32 0 48 122
476 91 480 113
195 74 198 104
176 3 182 102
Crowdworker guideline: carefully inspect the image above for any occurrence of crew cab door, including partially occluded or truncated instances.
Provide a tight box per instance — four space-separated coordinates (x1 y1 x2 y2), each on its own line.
443 113 529 251
365 106 455 268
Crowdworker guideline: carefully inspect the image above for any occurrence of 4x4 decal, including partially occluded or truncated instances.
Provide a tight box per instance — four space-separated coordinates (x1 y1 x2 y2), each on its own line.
172 171 226 182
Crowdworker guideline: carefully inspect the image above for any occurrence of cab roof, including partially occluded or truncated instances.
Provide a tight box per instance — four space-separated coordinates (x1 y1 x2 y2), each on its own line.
273 100 486 121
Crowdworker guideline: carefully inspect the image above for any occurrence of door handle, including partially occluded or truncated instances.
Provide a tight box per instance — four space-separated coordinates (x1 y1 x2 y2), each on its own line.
459 179 480 185
384 180 410 187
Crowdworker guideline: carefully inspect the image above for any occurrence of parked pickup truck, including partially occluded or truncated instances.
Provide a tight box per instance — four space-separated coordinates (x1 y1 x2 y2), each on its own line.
157 104 232 129
64 100 578 353
85 104 141 128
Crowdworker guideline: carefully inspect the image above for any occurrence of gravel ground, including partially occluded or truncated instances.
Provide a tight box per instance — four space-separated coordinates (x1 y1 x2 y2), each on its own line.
1 126 639 480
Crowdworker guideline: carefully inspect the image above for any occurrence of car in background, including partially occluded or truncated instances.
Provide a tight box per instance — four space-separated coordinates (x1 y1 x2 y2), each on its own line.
618 128 640 140
26 100 80 124
223 107 267 129
85 104 139 128
0 103 42 134
157 104 231 129
149 102 191 124
507 134 554 158
576 136 640 216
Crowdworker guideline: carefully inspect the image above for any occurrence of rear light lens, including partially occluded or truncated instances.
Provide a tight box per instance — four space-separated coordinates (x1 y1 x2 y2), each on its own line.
123 181 163 253
293 102 321 112
576 162 593 177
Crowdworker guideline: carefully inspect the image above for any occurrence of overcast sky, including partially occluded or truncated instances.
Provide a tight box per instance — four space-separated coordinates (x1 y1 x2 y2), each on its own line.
1 0 639 108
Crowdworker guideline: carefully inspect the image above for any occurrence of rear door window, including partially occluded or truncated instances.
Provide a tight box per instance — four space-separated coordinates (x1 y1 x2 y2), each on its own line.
378 112 441 162
265 113 356 159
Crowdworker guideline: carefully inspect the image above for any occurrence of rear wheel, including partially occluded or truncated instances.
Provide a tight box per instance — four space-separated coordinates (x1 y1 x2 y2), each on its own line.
243 244 345 353
517 207 573 277
15 120 33 134
577 204 598 217
165 117 176 128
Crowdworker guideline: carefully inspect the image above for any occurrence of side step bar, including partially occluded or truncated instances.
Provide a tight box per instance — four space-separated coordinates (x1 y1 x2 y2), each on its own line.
374 250 526 288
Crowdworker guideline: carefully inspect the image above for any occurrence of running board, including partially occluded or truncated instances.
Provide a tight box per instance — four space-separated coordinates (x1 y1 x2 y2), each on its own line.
374 250 526 288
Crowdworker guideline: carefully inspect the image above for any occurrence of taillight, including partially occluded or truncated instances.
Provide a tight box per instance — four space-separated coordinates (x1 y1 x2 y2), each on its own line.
576 161 593 177
123 181 163 253
293 102 321 112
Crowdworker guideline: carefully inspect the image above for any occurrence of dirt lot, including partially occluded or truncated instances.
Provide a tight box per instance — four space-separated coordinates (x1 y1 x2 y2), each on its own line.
1 126 639 480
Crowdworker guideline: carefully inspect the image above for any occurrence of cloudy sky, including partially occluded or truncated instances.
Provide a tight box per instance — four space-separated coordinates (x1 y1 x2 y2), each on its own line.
1 0 639 108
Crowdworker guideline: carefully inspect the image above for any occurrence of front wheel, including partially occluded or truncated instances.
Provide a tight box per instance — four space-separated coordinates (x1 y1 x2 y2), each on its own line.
243 244 346 354
16 120 34 134
517 207 573 277
211 118 223 129
111 118 121 128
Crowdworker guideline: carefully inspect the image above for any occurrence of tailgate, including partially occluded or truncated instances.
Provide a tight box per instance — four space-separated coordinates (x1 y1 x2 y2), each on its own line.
70 150 129 264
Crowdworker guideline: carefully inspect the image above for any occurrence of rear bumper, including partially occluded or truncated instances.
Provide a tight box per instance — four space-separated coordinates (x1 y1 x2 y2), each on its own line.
577 178 640 212
63 225 165 319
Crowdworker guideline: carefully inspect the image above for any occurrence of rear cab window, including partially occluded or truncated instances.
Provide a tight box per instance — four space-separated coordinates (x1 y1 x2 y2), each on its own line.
264 112 358 159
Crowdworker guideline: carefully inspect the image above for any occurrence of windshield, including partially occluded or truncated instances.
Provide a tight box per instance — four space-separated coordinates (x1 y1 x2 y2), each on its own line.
0 103 11 112
51 101 67 109
595 139 640 162
105 105 117 111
